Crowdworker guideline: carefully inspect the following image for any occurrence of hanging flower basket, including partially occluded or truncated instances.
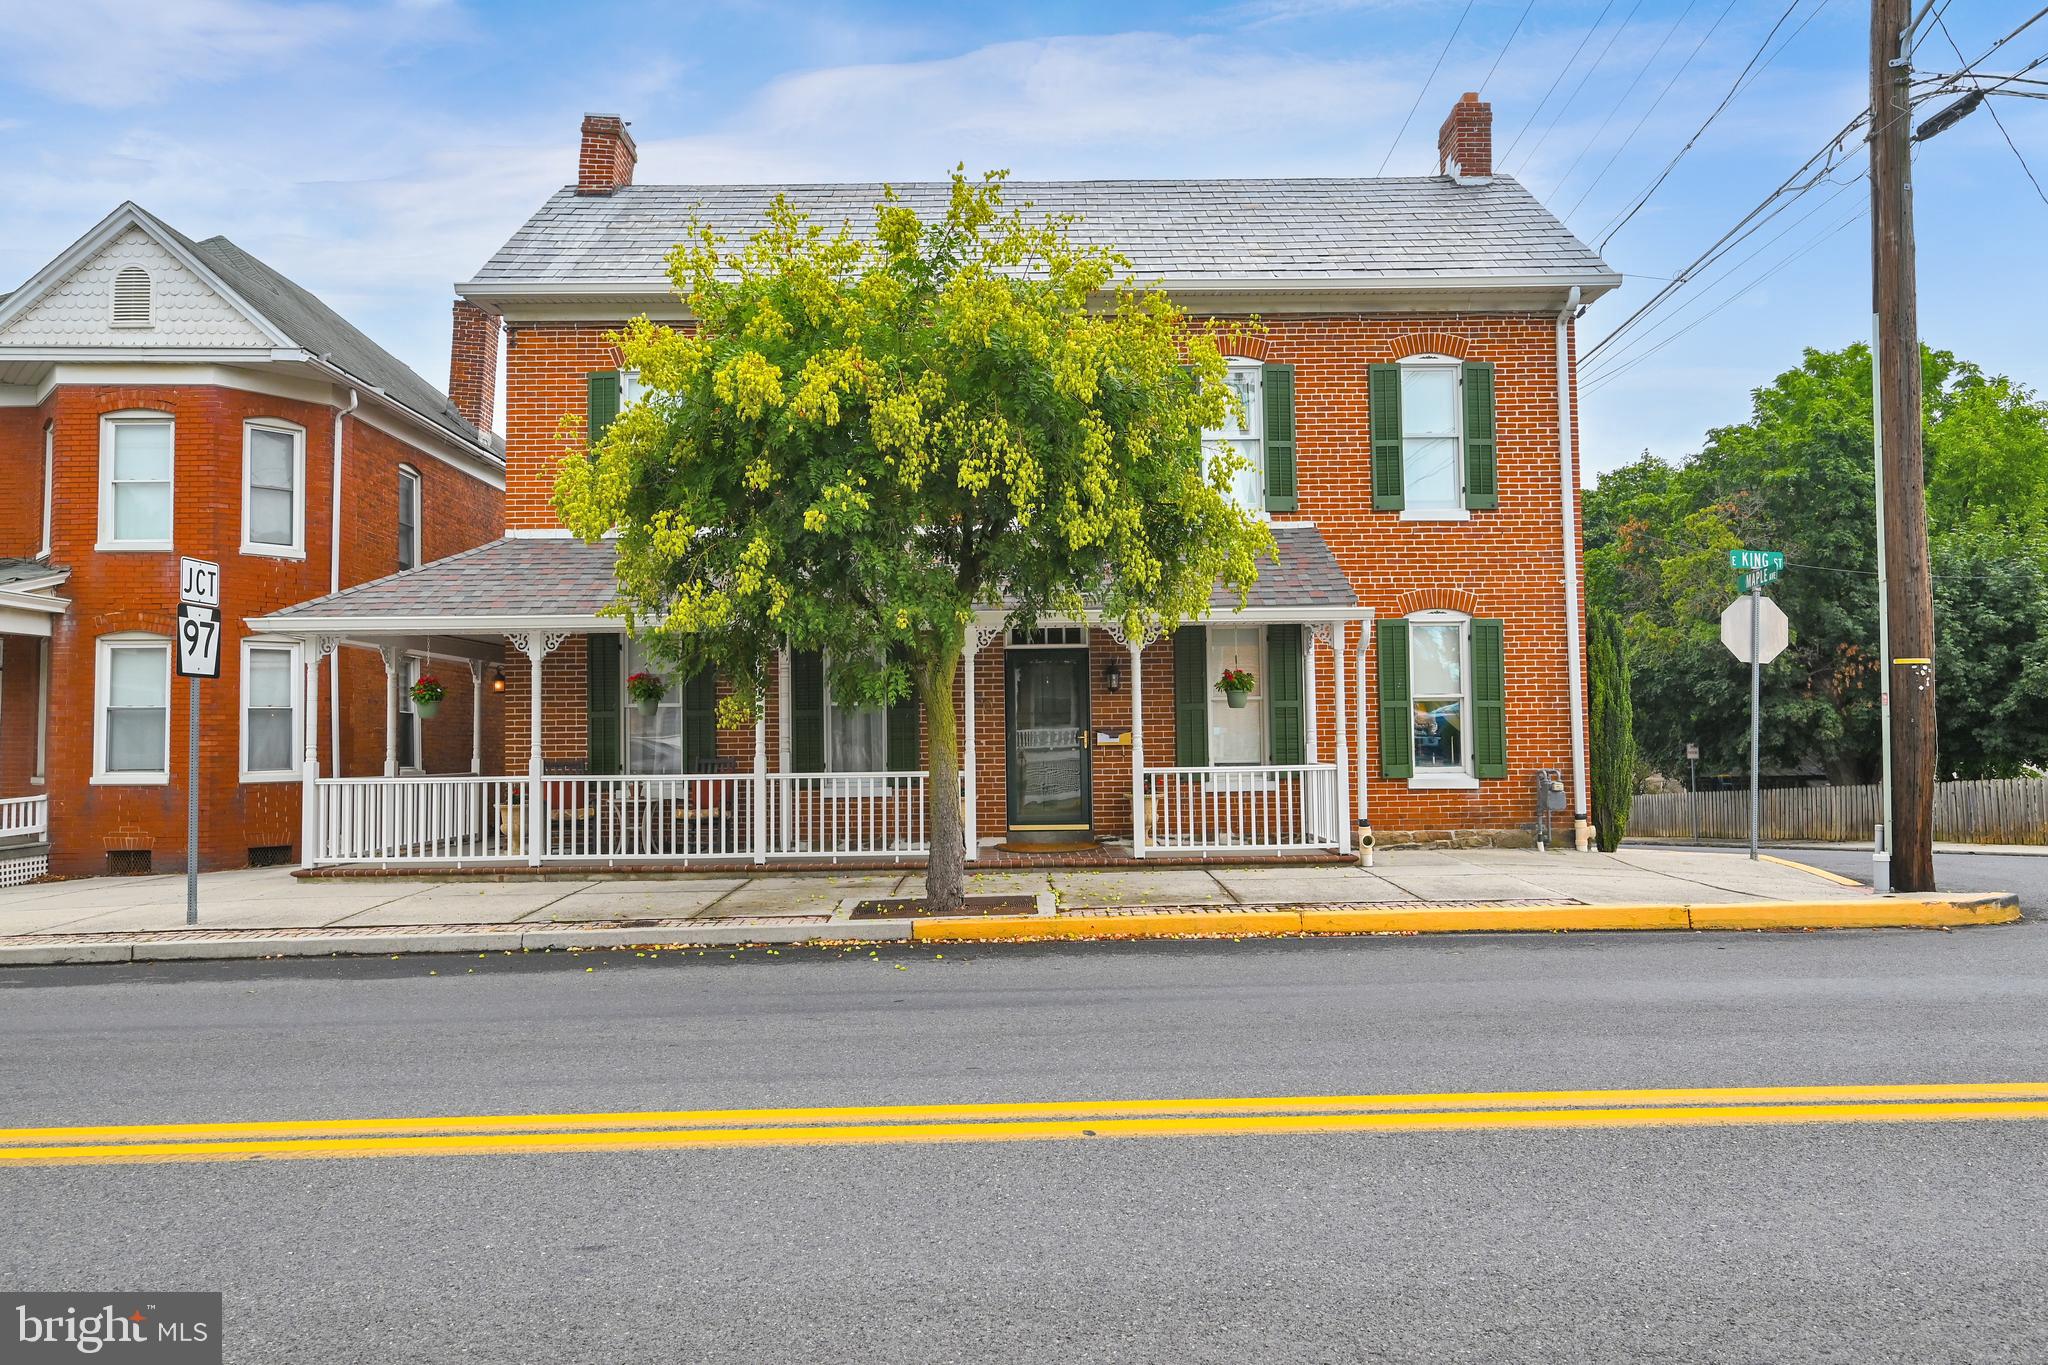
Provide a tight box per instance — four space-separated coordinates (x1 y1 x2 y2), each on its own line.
410 674 446 720
1215 667 1256 709
627 671 668 718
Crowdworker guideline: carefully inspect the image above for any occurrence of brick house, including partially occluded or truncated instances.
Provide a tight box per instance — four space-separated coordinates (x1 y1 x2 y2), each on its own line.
0 203 505 879
259 98 1620 870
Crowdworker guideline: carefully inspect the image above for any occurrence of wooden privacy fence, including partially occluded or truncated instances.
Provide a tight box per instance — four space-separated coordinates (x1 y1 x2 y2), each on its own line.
1629 778 2048 845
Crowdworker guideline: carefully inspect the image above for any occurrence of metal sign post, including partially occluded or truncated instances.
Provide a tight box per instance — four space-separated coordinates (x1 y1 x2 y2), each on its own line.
176 558 222 925
1748 578 1762 861
1721 551 1789 863
1685 742 1700 844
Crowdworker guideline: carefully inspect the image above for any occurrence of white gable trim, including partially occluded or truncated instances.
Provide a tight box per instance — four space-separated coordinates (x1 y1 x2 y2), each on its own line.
0 203 293 348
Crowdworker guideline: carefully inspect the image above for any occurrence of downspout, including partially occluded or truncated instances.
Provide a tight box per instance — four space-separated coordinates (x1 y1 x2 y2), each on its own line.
1554 287 1591 849
329 386 358 774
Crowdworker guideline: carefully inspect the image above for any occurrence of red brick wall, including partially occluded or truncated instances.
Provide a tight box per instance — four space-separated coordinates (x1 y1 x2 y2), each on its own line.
0 634 45 799
0 383 504 874
500 308 1586 838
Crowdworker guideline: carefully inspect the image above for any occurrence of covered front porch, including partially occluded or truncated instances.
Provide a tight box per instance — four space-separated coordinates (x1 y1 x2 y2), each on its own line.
0 560 65 885
253 533 1372 871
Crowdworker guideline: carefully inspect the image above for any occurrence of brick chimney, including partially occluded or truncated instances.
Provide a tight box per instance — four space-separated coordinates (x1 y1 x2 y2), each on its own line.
448 299 500 433
1437 92 1493 178
577 113 637 195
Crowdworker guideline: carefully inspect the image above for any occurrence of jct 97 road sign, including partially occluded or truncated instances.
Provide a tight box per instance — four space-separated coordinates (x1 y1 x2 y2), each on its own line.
176 603 222 678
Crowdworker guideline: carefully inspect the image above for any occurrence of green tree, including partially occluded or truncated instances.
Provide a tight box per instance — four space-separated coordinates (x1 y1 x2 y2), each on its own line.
1588 607 1636 851
557 172 1272 910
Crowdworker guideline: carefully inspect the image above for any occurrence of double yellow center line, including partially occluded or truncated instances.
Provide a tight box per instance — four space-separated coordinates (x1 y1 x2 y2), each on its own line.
4 1084 2043 1167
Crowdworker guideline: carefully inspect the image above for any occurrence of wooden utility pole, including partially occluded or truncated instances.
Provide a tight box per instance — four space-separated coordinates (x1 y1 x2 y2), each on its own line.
1870 0 1937 891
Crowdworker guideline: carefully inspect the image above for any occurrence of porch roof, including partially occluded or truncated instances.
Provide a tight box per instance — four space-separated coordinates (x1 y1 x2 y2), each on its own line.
250 522 1362 636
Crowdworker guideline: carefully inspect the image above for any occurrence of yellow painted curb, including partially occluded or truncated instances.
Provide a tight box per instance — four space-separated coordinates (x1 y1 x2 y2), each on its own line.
1690 892 2020 930
907 892 2019 942
1756 853 1867 888
1301 904 1690 934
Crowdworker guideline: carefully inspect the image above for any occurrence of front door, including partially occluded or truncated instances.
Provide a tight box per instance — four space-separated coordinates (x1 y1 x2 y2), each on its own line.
1006 649 1091 843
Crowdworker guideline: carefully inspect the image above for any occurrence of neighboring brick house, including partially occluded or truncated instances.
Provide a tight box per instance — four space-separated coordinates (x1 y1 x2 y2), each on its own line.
0 203 505 879
262 99 1621 870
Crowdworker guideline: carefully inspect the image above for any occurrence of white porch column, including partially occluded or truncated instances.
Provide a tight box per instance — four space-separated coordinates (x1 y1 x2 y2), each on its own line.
963 628 982 863
1304 631 1318 765
508 632 565 867
378 645 403 778
1332 621 1352 856
300 636 336 866
752 692 768 865
1129 638 1146 859
468 660 484 776
1355 630 1373 865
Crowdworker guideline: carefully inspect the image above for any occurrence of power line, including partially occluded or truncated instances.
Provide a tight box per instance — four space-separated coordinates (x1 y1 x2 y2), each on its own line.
1935 14 2048 208
1563 0 1743 221
1594 0 1811 252
1376 0 1476 176
1544 0 1697 196
1499 0 1619 168
1511 0 1649 176
1479 0 1539 98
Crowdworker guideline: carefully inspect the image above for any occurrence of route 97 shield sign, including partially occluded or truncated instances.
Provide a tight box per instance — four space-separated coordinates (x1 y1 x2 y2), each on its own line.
176 603 222 679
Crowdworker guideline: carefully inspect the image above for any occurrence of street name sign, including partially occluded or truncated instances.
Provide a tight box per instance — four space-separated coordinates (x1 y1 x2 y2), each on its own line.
1721 595 1788 665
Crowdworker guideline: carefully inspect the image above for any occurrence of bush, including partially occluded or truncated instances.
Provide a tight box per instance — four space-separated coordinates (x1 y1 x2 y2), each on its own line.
1590 608 1636 851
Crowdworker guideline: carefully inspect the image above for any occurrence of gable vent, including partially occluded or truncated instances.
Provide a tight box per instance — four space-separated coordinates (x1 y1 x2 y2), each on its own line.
111 266 153 327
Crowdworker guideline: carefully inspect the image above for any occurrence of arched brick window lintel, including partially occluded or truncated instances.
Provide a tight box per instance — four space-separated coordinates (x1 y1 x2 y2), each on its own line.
1392 587 1483 617
1214 334 1273 362
1380 332 1475 363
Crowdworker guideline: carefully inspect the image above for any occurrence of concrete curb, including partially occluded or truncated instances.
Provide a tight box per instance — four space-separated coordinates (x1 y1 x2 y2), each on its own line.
0 893 2018 967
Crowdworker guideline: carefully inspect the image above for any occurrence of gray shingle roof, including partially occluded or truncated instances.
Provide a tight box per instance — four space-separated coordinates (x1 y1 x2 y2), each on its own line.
0 557 65 588
470 177 1612 288
261 523 1354 625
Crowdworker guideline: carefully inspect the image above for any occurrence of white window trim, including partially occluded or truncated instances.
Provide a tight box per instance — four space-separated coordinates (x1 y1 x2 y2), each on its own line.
39 422 53 560
399 655 424 774
240 418 307 560
1396 354 1468 523
32 638 49 785
1206 624 1271 770
93 633 172 785
623 639 687 776
823 651 890 779
397 465 422 571
97 412 175 553
239 636 304 782
619 368 645 408
1406 609 1479 790
1203 359 1267 520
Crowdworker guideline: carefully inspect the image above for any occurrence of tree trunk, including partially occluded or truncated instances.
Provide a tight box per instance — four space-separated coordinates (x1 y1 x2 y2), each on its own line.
919 640 967 913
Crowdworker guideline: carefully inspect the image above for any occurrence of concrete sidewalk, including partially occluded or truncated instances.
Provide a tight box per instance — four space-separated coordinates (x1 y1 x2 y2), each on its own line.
0 847 1875 941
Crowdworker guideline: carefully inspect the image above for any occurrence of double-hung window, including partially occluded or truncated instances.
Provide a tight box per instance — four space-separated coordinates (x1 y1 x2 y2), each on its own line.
397 657 420 771
825 656 888 774
625 638 685 774
1408 615 1470 779
397 467 421 570
1376 612 1507 786
99 414 174 550
39 422 53 559
1370 356 1498 517
1204 362 1265 513
241 640 302 780
1400 360 1463 515
243 420 305 557
95 635 171 783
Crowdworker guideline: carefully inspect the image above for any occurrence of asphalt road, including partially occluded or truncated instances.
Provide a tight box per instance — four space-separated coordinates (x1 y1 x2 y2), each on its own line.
1641 841 2048 912
4 924 2047 1363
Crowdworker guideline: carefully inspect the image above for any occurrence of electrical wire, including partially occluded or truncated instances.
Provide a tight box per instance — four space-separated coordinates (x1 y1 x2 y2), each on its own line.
1935 14 2048 208
1512 0 1649 176
1545 0 1700 199
1499 0 1619 168
1479 0 1539 99
1376 0 1476 176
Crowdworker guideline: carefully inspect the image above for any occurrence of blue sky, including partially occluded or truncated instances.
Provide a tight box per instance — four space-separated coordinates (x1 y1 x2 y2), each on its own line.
1 0 2041 482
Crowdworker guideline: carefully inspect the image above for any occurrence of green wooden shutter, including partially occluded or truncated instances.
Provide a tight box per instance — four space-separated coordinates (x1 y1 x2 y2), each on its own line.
1262 363 1297 513
887 677 920 772
1462 361 1498 511
682 668 718 771
1265 624 1304 764
587 371 620 448
1173 625 1208 768
586 634 621 775
789 651 825 773
1470 618 1508 779
1370 363 1404 510
1376 618 1413 779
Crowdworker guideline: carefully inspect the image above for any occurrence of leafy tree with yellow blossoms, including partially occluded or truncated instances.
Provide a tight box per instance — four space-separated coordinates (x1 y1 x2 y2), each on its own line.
557 170 1272 910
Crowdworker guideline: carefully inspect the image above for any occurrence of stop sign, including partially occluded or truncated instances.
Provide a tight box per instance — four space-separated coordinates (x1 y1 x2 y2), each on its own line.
1721 595 1788 665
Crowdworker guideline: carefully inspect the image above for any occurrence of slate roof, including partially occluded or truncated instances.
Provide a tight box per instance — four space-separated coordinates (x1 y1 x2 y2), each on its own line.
260 523 1355 626
0 557 65 589
469 177 1613 289
169 229 499 457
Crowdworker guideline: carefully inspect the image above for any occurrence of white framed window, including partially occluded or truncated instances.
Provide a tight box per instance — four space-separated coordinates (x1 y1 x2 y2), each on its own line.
1206 625 1267 766
241 419 305 558
39 422 53 559
98 413 174 551
397 466 421 571
826 653 888 774
625 638 684 775
1400 355 1465 519
111 265 153 328
94 634 171 784
33 639 50 785
397 656 422 772
1202 361 1266 514
619 368 645 408
240 638 302 781
1409 610 1475 787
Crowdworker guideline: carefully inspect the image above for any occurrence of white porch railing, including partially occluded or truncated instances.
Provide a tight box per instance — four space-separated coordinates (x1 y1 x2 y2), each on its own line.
0 795 48 842
542 775 756 862
314 776 525 866
765 772 933 861
1142 764 1343 853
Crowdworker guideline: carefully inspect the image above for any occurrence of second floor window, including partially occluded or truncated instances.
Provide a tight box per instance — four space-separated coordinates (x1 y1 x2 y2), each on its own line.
397 467 421 570
1370 356 1498 517
243 421 304 556
100 415 174 549
1400 360 1463 514
1204 362 1265 514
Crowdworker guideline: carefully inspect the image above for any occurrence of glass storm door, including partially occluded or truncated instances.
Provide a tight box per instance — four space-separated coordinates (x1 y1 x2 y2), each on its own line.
1006 649 1091 840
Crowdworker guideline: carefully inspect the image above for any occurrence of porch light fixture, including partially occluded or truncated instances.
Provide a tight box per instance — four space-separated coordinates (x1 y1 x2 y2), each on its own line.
489 666 506 694
1104 658 1122 693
